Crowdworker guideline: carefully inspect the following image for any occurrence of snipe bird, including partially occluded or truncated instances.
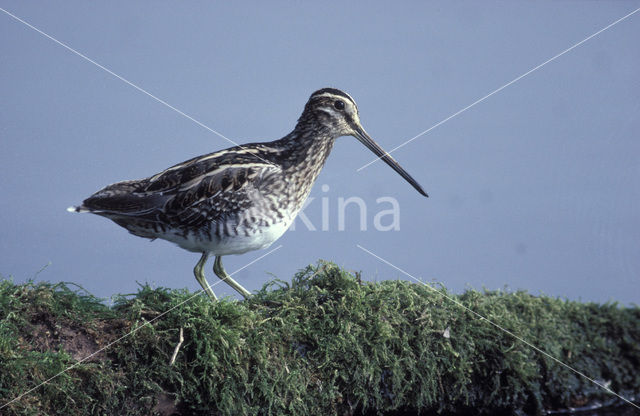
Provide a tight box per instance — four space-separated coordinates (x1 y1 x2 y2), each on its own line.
69 88 427 301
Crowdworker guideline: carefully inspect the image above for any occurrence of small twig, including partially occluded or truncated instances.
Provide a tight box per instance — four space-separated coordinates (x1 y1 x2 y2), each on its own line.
169 328 184 366
33 261 52 279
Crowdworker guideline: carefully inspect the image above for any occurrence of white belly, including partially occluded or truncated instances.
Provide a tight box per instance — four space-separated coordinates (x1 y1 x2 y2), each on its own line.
160 217 293 256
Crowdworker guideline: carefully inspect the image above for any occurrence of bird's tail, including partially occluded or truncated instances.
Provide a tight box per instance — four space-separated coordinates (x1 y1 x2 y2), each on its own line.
67 205 90 213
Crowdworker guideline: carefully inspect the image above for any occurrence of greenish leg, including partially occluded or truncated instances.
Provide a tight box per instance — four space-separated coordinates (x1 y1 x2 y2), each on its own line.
213 256 252 299
193 253 217 301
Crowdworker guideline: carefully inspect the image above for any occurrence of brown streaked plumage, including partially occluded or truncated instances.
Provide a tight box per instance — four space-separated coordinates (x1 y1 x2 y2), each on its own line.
69 88 427 301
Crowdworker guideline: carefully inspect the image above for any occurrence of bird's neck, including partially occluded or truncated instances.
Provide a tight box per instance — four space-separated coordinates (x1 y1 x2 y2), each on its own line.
278 126 335 174
273 126 336 208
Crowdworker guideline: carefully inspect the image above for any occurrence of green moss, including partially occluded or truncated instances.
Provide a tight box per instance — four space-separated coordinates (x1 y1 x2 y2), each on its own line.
0 263 638 415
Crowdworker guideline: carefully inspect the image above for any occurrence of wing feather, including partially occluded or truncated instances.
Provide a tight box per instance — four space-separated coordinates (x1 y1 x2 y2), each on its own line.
144 146 279 193
161 163 280 228
78 146 282 233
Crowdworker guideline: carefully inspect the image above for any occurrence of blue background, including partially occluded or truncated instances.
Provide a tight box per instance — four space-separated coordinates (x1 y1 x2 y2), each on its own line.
1 2 639 304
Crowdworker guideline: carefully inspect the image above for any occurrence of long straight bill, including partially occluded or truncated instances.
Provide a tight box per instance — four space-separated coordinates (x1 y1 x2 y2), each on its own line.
353 126 428 197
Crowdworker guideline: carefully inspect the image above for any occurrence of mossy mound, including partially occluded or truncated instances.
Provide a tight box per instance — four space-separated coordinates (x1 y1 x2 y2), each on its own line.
1 262 638 415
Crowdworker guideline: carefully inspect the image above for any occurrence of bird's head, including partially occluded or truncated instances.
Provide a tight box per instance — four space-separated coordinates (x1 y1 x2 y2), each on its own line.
298 88 428 197
300 87 362 138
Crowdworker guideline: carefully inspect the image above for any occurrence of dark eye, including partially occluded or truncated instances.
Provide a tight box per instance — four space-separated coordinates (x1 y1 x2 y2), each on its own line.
333 100 345 110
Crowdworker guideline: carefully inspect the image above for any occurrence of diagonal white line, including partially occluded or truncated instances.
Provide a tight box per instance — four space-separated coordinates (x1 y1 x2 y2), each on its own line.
356 244 640 410
0 7 274 166
0 245 282 411
357 7 640 172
